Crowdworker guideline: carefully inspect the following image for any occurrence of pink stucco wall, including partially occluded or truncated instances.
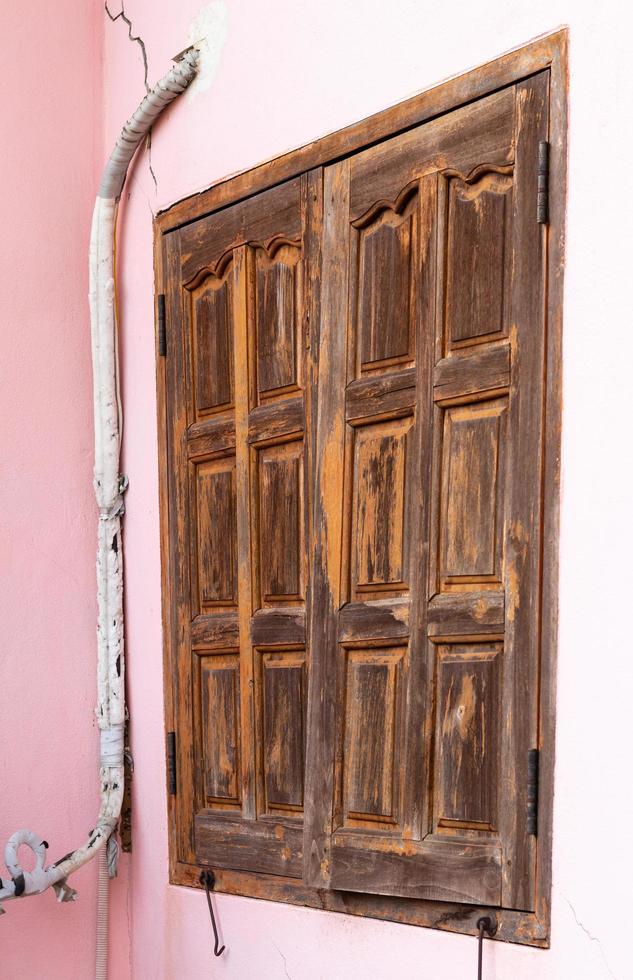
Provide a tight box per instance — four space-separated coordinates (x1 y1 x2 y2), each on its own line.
2 2 632 978
0 2 102 978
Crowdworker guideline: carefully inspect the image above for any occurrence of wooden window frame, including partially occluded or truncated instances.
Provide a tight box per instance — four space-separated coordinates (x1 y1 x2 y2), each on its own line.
154 29 567 947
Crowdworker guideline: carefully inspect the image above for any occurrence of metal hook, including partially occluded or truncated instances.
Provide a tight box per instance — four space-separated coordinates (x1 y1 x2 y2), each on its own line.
476 915 497 980
200 870 226 957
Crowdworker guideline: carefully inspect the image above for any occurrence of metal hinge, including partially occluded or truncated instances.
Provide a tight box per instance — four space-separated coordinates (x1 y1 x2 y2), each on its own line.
157 294 167 356
537 141 549 224
166 731 177 795
527 748 539 835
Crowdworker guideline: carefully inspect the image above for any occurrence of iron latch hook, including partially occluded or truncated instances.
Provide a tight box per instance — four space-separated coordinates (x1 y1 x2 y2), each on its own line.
200 870 226 957
476 915 497 979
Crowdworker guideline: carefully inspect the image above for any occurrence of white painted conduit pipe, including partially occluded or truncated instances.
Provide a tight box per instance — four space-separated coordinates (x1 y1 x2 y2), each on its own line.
0 46 199 976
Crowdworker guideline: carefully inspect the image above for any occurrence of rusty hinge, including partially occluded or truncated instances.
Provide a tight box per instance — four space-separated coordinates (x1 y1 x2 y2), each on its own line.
527 748 539 835
166 731 177 794
537 141 549 224
157 294 167 356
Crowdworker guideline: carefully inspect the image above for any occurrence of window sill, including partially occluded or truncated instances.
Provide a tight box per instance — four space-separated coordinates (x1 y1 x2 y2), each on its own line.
170 860 550 948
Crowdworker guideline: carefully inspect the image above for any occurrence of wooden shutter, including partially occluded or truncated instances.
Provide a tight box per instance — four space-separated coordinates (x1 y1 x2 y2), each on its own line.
164 173 321 876
304 75 548 910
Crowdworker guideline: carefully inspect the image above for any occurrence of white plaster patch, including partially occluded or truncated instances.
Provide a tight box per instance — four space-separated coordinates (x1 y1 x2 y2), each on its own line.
186 2 228 100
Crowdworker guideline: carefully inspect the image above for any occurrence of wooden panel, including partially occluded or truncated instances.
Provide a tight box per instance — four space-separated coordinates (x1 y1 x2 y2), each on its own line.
159 34 567 946
346 368 416 421
231 244 258 823
427 591 504 638
179 178 303 282
257 650 306 814
349 88 514 219
189 261 234 417
498 73 549 911
196 814 303 877
305 163 435 892
158 32 563 243
329 836 501 905
194 457 237 609
339 598 409 642
191 610 239 649
251 607 306 646
253 241 302 400
173 861 547 946
433 344 510 404
197 654 241 806
256 440 305 604
304 160 351 887
444 170 513 350
433 644 501 832
248 397 304 444
342 648 404 827
164 230 198 864
354 197 416 374
350 417 412 598
439 398 507 589
187 416 235 457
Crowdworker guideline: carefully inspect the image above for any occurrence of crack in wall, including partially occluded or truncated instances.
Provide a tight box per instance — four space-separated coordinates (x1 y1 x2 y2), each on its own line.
272 941 293 980
105 2 150 92
146 134 158 194
565 898 619 980
104 2 158 195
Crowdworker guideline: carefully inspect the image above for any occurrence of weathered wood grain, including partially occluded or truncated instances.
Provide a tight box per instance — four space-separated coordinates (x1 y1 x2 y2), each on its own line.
162 176 318 869
329 836 502 906
157 32 566 236
349 88 515 219
157 31 566 948
170 857 549 946
187 416 235 457
346 368 416 421
198 653 241 803
195 814 303 877
338 599 410 642
193 457 238 609
433 343 510 403
444 170 512 347
303 160 350 887
248 396 304 444
432 644 502 833
250 607 306 646
259 651 306 809
190 611 239 649
498 72 549 911
179 179 302 283
427 590 505 637
164 231 197 864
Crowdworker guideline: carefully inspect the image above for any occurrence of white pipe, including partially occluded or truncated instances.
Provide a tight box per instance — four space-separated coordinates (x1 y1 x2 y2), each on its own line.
0 49 199 918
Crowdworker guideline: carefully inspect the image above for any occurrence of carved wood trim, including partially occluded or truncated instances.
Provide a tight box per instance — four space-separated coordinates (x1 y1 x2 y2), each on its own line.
156 30 567 234
156 29 568 948
440 162 514 183
183 235 302 291
350 179 419 229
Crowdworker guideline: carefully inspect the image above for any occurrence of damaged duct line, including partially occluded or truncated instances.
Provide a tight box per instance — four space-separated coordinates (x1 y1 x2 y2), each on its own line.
0 48 199 912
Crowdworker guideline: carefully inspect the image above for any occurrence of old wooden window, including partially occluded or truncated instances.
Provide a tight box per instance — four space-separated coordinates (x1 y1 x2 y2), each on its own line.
155 32 566 946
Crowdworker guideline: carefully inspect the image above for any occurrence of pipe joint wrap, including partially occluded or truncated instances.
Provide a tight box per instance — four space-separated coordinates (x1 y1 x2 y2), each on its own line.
98 48 199 200
100 725 125 767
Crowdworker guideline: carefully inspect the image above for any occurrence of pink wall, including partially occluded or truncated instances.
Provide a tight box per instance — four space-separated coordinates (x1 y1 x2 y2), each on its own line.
0 1 103 977
109 3 631 979
3 2 632 978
